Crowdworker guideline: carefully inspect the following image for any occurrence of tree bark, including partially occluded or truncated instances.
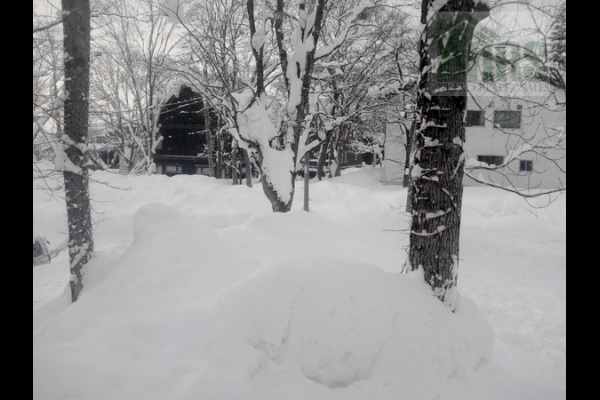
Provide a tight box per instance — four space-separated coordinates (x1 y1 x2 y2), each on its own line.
404 120 416 189
304 151 310 211
61 0 93 302
408 0 489 310
317 133 331 180
232 144 239 185
204 97 214 177
244 148 253 188
261 175 294 212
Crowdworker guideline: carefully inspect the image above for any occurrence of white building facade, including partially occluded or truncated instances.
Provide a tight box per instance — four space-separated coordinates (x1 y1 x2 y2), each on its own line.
382 33 566 192
382 85 566 191
462 83 566 191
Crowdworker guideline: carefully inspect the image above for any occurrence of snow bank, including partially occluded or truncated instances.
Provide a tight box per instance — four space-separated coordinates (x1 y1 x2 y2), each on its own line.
34 202 494 400
210 258 494 392
33 165 565 399
463 187 567 226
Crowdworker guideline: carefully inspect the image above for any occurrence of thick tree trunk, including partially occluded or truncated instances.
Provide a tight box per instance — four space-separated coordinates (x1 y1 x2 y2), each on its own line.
62 0 93 303
261 174 294 212
408 0 489 310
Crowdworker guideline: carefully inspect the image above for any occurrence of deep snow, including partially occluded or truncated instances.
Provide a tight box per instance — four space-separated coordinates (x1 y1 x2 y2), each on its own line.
33 163 566 400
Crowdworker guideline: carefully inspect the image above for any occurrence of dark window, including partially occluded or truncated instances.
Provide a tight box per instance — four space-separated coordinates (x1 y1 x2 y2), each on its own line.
466 110 485 127
182 165 198 175
482 71 495 83
494 111 522 129
520 160 533 172
478 155 505 167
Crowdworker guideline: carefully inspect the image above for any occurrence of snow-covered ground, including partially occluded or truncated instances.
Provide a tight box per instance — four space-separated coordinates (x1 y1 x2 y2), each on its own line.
33 164 566 400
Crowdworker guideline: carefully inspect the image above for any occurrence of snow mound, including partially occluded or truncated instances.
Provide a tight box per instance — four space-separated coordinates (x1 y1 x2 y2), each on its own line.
210 258 495 391
34 203 494 399
465 188 566 226
42 203 257 327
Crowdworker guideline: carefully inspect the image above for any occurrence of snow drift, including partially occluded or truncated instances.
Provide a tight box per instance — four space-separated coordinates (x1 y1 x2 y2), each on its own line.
33 201 494 400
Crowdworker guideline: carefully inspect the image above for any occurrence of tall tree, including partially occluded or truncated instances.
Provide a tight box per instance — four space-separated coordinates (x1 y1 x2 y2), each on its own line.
60 0 93 302
164 0 377 212
239 0 378 212
92 0 179 174
314 4 418 180
407 0 489 310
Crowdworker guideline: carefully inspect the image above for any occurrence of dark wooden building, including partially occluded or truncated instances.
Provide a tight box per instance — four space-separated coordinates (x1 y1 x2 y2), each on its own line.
154 85 221 176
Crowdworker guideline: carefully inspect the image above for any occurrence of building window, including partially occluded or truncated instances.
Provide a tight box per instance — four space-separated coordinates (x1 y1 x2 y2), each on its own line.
520 160 533 172
482 71 495 83
478 155 505 167
466 110 485 127
165 165 179 174
494 110 522 129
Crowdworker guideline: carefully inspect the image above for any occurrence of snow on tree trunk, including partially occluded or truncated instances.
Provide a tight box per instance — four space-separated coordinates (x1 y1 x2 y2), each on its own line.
233 95 296 211
60 0 94 302
408 0 489 310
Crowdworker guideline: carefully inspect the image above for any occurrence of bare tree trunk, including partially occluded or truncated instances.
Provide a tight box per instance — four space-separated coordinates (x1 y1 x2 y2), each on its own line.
328 133 337 178
244 148 253 188
232 145 239 185
216 131 225 179
61 0 93 302
333 127 347 177
405 120 416 212
317 134 331 180
404 120 415 189
261 174 294 212
204 96 214 177
408 0 489 310
334 153 342 177
304 151 310 211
